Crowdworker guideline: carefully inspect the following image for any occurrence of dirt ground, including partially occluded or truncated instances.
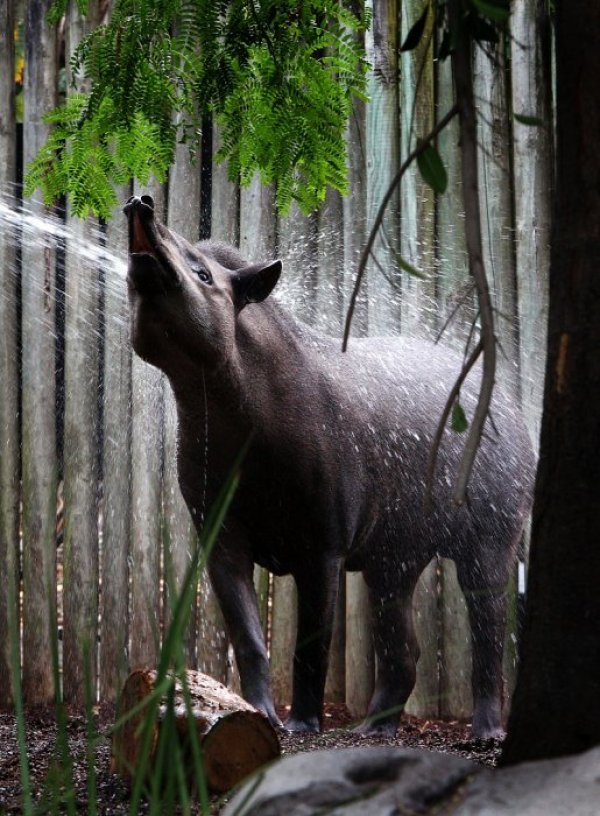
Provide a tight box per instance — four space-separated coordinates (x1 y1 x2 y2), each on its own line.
0 703 502 814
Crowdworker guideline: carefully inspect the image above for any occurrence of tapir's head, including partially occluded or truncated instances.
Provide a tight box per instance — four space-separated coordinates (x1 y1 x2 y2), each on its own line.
124 195 281 376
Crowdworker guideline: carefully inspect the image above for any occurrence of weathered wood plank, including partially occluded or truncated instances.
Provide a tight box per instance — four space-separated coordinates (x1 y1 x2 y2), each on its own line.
342 36 369 338
316 187 345 336
439 559 472 719
365 0 400 335
400 0 436 338
270 575 297 706
342 17 374 714
473 39 520 710
474 40 519 391
20 0 59 706
62 0 102 705
405 559 440 719
129 178 165 670
210 124 239 245
100 188 132 701
511 0 552 451
0 0 19 709
163 132 202 663
277 201 318 324
435 45 473 722
345 572 374 718
400 0 440 720
238 176 278 667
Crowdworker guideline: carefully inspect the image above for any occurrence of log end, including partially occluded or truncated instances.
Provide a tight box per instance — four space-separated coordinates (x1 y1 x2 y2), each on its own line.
201 710 281 794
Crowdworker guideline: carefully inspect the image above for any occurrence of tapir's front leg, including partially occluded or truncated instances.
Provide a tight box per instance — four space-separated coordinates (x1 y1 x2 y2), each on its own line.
208 548 281 728
286 556 342 732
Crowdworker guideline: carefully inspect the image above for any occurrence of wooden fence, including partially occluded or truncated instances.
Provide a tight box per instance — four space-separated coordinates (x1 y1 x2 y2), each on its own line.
0 0 553 722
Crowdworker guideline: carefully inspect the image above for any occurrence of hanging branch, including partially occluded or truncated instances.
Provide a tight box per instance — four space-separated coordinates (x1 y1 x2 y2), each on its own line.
424 339 483 512
446 0 497 506
341 102 459 351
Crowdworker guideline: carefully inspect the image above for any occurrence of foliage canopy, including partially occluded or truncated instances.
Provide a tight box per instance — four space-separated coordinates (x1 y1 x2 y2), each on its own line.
25 0 369 219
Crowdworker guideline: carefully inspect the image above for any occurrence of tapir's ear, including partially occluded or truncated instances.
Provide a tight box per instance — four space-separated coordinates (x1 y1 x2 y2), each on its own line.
232 260 282 309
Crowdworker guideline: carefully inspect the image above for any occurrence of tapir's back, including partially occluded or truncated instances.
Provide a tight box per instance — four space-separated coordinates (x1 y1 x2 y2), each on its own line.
312 333 535 565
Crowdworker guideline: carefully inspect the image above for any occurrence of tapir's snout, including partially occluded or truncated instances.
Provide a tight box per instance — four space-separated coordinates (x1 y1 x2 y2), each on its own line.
125 194 183 294
124 195 159 257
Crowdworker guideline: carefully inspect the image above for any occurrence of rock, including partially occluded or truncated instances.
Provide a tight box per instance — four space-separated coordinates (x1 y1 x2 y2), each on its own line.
222 746 479 814
223 744 600 815
458 746 600 815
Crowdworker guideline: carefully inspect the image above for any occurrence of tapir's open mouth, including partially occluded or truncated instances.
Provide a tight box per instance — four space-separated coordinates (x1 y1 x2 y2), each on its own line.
124 195 180 292
124 195 158 256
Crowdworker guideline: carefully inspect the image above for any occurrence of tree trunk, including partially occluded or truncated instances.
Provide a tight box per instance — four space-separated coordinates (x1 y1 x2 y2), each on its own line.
501 2 600 765
112 668 280 794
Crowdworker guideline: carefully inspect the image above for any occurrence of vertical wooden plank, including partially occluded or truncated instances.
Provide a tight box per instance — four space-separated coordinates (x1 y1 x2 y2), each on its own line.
400 0 436 337
270 575 297 707
129 178 165 670
195 130 239 683
511 0 552 451
315 190 347 702
163 132 201 664
342 39 369 338
62 0 102 705
240 175 276 260
324 571 346 704
365 0 400 335
404 559 440 719
210 124 239 245
474 40 519 390
239 175 276 649
343 11 374 714
277 201 318 324
0 0 19 709
435 45 471 348
100 189 132 700
20 0 59 706
316 188 345 336
345 573 374 717
400 0 440 720
473 39 520 714
439 559 472 719
270 201 316 700
435 45 473 722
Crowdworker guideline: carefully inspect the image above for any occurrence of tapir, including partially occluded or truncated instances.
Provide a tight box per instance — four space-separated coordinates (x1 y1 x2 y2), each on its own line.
124 194 535 738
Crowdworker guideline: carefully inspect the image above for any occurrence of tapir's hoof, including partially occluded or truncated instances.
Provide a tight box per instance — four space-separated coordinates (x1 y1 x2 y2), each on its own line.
284 714 320 733
471 724 505 741
353 718 398 738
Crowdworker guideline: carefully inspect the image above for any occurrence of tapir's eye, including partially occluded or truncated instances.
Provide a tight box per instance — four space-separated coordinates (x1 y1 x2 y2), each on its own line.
193 266 212 285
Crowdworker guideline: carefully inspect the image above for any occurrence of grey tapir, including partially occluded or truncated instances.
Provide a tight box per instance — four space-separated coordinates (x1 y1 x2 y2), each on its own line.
124 194 535 738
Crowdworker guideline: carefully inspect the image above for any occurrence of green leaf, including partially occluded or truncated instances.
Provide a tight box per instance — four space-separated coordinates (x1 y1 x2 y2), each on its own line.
451 401 469 433
470 0 510 23
394 253 427 280
417 143 447 194
467 13 499 43
400 4 430 52
514 112 544 127
437 28 453 61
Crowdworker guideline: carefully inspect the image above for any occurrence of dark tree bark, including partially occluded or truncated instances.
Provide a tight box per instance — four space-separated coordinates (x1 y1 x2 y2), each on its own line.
501 2 600 765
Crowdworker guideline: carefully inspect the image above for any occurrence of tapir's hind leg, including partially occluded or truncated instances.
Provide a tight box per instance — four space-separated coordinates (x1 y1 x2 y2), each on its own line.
286 556 343 733
455 560 510 739
359 565 423 735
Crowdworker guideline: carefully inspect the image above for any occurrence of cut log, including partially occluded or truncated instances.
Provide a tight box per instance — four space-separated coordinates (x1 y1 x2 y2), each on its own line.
112 668 281 794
